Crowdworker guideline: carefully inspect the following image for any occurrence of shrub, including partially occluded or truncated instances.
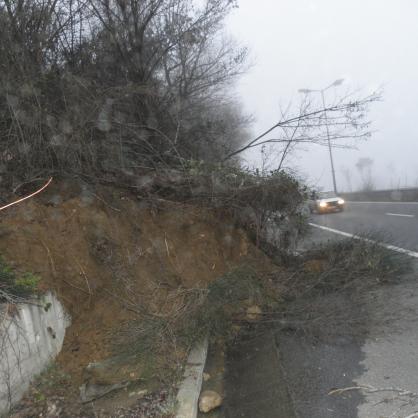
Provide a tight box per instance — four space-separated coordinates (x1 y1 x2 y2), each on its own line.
114 266 277 360
0 0 248 183
169 163 309 249
0 258 40 302
280 235 412 300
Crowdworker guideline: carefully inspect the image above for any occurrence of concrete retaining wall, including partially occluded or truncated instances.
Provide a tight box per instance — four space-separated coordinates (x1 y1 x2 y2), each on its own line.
0 292 70 414
341 188 418 202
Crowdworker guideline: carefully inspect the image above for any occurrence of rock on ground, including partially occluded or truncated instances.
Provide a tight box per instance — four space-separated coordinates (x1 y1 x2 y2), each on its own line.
246 305 262 321
198 390 222 413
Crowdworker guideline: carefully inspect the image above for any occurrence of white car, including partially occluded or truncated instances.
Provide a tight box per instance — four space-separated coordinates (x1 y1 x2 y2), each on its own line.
309 192 345 214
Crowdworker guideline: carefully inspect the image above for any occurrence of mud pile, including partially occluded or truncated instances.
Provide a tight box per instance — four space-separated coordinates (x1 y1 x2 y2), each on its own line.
0 179 267 411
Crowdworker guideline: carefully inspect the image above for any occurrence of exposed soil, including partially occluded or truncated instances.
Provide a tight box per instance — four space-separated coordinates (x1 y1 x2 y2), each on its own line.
0 179 272 415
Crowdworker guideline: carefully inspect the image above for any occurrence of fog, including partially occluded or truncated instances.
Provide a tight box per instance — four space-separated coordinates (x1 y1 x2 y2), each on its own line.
227 0 418 192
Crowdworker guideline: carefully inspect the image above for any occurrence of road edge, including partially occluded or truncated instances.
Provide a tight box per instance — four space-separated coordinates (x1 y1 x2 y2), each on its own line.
175 338 209 418
309 222 418 258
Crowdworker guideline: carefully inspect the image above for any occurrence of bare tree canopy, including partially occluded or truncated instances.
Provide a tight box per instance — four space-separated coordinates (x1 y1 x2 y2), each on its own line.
0 0 249 182
224 89 381 163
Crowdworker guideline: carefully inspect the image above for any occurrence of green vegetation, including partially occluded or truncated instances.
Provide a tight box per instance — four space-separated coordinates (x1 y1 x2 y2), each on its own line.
0 257 40 301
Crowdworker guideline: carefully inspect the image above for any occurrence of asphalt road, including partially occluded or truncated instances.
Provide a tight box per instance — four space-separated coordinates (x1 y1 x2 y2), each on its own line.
223 200 418 418
309 201 418 252
281 200 418 418
276 277 418 418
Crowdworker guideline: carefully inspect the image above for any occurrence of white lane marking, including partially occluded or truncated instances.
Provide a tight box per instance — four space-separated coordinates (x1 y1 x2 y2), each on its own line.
385 213 415 218
309 223 418 259
348 201 418 205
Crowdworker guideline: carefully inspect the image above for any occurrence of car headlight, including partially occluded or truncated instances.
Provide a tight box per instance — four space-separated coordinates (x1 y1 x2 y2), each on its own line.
319 201 327 207
338 199 345 205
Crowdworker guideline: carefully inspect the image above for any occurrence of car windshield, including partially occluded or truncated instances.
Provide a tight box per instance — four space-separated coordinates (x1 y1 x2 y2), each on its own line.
319 192 338 199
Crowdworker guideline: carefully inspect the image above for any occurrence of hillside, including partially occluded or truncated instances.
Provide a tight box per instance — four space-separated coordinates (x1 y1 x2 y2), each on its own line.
0 179 276 417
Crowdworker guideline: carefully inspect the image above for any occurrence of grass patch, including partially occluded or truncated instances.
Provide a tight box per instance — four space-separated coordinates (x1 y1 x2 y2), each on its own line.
0 257 40 302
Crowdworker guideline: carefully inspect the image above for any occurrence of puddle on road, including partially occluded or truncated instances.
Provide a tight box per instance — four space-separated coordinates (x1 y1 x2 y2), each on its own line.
197 283 400 418
222 331 296 418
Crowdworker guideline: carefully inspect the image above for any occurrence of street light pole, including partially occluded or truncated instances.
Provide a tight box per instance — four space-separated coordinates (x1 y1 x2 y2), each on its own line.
320 89 338 195
298 79 344 195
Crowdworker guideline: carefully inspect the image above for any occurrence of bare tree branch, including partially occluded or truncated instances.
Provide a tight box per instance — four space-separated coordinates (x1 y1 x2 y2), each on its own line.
224 91 381 161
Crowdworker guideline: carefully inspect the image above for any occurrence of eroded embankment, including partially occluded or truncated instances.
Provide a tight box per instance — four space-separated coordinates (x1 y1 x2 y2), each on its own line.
0 180 272 416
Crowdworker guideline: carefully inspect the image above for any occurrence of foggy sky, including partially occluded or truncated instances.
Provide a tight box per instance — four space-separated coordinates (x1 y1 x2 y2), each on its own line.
227 0 418 192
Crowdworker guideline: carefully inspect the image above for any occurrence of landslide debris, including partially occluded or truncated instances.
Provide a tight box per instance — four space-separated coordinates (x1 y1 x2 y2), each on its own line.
1 179 274 416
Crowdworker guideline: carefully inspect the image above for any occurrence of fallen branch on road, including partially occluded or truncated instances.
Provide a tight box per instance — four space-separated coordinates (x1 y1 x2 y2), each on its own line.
329 384 418 398
329 384 418 417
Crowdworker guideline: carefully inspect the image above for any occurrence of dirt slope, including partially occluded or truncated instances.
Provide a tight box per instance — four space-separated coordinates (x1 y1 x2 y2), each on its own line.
0 180 267 387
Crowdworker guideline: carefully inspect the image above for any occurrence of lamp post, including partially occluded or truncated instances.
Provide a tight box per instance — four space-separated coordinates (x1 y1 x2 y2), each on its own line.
298 78 344 195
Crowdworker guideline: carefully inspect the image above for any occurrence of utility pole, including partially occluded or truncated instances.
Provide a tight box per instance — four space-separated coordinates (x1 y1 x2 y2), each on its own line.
298 78 344 195
321 90 338 195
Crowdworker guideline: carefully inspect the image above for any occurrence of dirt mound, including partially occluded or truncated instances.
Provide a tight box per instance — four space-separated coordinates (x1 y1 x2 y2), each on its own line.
0 180 267 387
